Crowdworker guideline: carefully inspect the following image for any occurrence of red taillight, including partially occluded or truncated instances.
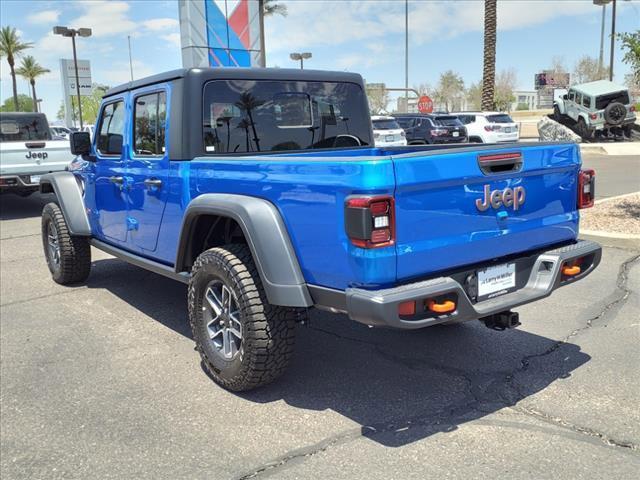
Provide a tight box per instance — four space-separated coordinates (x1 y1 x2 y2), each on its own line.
484 125 500 132
578 169 595 209
631 105 636 112
345 195 395 248
589 113 598 120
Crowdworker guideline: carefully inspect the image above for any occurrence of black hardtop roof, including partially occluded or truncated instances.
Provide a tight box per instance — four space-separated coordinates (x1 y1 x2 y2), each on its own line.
104 67 365 97
0 111 47 118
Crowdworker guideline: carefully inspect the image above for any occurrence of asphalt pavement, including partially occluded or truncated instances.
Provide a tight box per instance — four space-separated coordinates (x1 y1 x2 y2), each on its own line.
1 186 639 479
581 153 640 200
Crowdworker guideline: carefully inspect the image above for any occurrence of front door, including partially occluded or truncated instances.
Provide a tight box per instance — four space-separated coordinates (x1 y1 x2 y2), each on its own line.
94 98 129 244
126 87 170 253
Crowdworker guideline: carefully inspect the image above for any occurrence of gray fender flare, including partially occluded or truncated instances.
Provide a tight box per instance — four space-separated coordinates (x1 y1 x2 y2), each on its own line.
39 172 91 236
176 194 313 308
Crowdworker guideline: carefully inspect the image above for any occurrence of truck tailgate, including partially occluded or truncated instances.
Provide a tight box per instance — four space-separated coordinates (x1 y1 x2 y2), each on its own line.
392 143 581 282
0 140 72 176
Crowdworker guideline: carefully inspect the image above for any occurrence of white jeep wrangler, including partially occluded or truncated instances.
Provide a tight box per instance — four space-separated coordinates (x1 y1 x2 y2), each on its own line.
553 80 636 139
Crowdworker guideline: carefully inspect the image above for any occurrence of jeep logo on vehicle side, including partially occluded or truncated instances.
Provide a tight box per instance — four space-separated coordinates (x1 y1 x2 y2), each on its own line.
25 151 48 160
476 185 526 212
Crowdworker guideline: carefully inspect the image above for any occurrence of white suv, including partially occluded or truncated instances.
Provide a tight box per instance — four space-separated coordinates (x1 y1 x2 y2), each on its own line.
452 112 519 143
371 115 407 147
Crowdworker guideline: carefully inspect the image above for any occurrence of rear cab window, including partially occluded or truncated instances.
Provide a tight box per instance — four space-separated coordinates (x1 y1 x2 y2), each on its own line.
97 100 126 156
202 80 372 154
595 91 630 110
0 114 51 142
485 114 514 124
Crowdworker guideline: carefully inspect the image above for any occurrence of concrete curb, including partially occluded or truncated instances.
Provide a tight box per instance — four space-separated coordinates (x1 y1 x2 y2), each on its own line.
581 229 640 240
595 191 640 204
580 233 640 250
580 142 640 156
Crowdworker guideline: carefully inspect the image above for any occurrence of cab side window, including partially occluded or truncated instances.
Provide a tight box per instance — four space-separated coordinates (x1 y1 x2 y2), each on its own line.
568 90 575 102
575 92 582 106
582 95 591 108
97 100 125 155
134 91 167 156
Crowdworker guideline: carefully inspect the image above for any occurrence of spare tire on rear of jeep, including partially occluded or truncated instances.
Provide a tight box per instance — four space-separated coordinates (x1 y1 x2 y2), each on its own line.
604 102 627 125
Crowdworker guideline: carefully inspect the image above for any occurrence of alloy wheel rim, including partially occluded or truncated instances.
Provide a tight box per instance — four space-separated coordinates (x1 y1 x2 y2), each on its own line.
47 222 60 267
203 280 242 360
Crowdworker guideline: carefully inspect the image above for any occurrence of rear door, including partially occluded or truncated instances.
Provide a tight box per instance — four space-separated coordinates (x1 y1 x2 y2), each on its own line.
392 144 581 281
126 86 170 253
94 97 129 244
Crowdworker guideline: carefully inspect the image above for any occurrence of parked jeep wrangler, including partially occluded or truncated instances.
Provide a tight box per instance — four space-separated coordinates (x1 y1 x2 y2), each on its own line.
553 80 636 139
41 68 601 391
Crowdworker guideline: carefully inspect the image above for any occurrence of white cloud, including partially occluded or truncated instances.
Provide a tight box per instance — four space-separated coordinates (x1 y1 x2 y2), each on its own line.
142 18 179 31
27 10 61 25
161 33 181 49
101 60 155 85
69 1 137 37
265 0 603 54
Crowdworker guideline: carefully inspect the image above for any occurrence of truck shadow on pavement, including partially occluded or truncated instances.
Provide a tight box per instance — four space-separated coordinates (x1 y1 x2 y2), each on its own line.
0 192 56 221
87 258 590 448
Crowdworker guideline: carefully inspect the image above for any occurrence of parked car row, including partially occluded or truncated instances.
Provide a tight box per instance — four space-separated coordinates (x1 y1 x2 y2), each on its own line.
370 111 520 146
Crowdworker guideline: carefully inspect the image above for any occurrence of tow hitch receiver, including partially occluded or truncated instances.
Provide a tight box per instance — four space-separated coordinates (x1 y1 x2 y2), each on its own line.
481 311 521 331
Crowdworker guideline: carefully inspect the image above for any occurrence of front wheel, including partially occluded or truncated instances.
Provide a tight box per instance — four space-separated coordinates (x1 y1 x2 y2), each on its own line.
553 105 562 121
188 244 299 391
41 202 91 284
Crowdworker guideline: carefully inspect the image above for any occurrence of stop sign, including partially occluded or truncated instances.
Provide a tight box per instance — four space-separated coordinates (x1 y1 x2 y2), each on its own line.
417 95 433 114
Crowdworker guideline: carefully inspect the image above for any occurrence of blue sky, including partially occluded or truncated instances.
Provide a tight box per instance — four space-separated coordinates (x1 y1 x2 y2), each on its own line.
1 0 638 121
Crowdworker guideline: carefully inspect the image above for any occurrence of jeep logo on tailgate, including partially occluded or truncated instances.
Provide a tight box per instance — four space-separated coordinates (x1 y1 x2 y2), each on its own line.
476 185 526 212
25 151 48 160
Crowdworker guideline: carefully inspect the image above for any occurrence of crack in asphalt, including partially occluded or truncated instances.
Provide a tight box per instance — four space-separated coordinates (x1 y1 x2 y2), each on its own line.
516 254 639 372
235 254 640 478
0 233 40 241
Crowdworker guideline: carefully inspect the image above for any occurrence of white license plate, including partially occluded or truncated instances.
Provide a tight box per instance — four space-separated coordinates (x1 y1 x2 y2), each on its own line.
452 132 459 137
30 175 41 184
478 263 516 299
385 135 394 142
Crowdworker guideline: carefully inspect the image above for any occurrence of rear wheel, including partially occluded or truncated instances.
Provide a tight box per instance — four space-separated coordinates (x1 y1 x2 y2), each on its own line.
188 244 299 391
41 202 91 284
577 117 593 140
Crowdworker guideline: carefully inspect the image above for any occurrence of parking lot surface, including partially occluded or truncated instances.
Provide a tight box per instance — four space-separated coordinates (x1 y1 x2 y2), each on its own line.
1 191 639 480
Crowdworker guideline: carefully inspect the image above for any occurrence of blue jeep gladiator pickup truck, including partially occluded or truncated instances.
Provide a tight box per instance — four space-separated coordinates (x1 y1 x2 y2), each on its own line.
40 68 601 391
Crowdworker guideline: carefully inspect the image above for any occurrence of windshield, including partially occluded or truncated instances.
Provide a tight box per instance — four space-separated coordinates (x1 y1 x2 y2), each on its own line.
203 80 372 153
486 114 514 124
372 119 401 130
433 116 462 127
595 91 630 110
0 114 51 142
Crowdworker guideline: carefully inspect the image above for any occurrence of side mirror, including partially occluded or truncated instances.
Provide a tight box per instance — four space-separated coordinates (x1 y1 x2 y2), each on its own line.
70 131 91 156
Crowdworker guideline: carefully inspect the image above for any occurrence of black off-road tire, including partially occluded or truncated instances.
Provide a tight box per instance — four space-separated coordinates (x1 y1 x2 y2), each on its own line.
577 117 593 140
41 202 91 284
188 244 299 391
553 105 562 121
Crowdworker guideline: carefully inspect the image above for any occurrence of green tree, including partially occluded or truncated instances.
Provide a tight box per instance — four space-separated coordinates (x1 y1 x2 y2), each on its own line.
0 26 33 111
434 70 464 112
573 55 609 84
0 94 33 112
61 84 110 125
365 83 389 114
617 30 640 86
15 55 50 112
259 0 288 67
466 82 482 110
494 69 517 112
481 0 497 110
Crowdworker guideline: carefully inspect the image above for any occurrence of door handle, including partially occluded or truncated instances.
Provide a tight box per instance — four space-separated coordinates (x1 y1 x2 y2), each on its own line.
144 178 163 189
109 176 124 185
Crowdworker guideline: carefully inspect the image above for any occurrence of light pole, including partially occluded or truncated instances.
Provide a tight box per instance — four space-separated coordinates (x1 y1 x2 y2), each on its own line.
593 0 608 71
290 52 312 69
53 26 92 129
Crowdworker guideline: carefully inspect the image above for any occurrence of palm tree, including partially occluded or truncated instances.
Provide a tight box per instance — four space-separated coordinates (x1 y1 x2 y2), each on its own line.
235 92 265 151
16 56 50 112
0 27 33 111
481 0 497 111
258 0 288 67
